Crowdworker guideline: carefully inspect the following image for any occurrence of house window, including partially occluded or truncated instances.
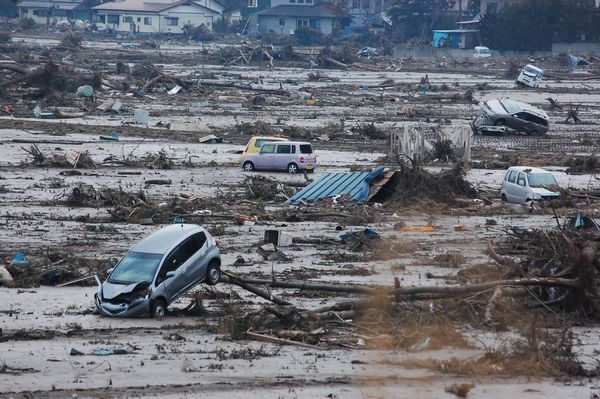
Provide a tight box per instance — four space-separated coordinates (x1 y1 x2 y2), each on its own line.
486 2 498 14
279 17 285 25
144 17 152 25
165 17 178 26
297 19 308 28
107 14 119 24
290 0 296 3
298 0 304 3
352 0 360 8
306 0 312 3
94 14 106 23
362 0 370 9
54 10 67 16
309 18 320 29
33 9 48 16
137 17 141 22
123 16 133 23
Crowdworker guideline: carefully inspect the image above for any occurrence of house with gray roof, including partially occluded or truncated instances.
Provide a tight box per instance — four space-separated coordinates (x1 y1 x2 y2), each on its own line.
253 0 337 34
92 0 223 33
17 0 90 24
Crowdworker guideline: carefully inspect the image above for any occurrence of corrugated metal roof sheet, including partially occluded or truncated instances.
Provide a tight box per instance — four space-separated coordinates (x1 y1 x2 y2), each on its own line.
286 167 385 205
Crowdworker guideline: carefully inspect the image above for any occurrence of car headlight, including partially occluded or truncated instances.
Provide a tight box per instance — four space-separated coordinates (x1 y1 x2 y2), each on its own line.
533 193 542 200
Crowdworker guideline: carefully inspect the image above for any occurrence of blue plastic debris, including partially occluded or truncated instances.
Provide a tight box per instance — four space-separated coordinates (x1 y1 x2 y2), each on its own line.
99 132 120 141
11 252 31 268
93 348 129 356
286 167 386 205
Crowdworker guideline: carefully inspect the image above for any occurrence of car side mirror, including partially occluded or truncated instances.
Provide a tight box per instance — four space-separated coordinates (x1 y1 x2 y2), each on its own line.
106 268 114 275
165 271 176 279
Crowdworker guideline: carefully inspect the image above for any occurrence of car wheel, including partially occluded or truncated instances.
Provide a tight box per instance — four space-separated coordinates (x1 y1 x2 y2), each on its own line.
243 161 255 172
501 194 507 202
206 261 220 286
494 119 506 127
151 299 166 319
287 163 299 174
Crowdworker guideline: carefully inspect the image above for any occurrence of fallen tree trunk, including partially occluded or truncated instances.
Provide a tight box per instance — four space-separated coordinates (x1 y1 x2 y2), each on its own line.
226 275 581 298
220 274 291 306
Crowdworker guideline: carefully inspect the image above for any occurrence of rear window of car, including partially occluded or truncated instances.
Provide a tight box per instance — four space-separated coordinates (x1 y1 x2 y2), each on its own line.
276 144 291 154
299 144 312 154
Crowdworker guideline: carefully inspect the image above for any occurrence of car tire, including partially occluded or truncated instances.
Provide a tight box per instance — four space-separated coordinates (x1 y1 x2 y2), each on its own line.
243 161 255 172
501 193 507 202
287 163 299 174
494 119 506 127
206 261 220 286
151 298 166 319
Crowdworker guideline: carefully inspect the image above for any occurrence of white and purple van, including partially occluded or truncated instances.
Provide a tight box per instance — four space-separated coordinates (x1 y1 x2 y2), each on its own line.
241 141 317 173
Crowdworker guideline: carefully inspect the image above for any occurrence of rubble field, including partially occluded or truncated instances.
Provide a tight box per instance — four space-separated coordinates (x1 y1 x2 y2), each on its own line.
2 33 600 398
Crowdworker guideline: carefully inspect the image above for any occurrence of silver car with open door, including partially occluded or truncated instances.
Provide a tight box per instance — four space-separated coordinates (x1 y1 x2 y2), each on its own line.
95 224 221 318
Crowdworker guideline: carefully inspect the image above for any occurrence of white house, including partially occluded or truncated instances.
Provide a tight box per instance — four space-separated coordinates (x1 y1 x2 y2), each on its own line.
93 0 224 34
17 0 90 25
256 0 337 34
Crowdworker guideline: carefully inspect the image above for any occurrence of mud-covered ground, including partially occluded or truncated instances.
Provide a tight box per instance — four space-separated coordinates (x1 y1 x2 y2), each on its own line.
2 34 600 398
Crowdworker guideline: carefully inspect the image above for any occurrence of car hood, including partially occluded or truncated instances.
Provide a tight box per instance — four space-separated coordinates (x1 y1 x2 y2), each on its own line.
102 281 149 300
531 187 560 196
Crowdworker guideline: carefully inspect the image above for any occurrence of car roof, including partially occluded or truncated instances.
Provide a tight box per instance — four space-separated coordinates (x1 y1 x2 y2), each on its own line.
132 224 205 254
262 141 312 146
507 166 552 174
524 64 543 72
484 99 549 120
475 46 489 50
251 136 288 141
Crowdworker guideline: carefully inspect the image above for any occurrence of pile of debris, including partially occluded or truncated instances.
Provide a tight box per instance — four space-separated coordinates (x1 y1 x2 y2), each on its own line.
389 162 478 207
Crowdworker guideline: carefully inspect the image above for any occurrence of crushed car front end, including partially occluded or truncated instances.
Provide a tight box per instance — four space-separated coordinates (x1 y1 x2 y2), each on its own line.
95 281 152 317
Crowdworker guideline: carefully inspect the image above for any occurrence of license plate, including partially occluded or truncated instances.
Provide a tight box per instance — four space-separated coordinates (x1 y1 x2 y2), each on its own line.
306 164 313 170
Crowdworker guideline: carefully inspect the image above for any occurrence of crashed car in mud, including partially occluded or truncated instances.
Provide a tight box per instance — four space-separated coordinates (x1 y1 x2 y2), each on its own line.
472 98 550 136
95 224 221 318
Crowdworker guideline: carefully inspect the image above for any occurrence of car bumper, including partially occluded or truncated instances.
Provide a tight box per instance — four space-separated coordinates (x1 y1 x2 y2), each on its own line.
95 294 150 317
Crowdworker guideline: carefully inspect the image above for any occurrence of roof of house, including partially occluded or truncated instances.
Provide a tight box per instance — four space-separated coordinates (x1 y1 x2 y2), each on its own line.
93 0 219 14
286 167 391 205
258 4 336 18
433 29 479 33
17 0 85 8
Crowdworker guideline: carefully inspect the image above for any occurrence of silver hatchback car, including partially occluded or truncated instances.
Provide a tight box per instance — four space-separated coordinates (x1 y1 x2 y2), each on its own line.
95 224 221 318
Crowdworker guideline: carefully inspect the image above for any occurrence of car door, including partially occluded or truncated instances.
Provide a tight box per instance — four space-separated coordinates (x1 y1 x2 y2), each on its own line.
156 236 201 301
183 232 209 286
274 144 292 170
516 172 528 203
505 170 518 202
255 143 276 169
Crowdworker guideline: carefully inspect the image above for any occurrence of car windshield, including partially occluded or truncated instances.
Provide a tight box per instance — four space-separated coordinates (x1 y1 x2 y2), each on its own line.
528 173 558 188
525 66 541 75
499 100 521 114
108 251 163 284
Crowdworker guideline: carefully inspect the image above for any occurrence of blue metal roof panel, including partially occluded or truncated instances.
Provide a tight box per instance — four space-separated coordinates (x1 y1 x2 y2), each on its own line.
285 168 384 205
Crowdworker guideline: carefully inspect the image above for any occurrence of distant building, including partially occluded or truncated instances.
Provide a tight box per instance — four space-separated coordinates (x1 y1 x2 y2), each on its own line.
346 0 385 29
17 0 91 24
432 29 478 49
255 0 336 34
479 0 523 15
92 0 224 33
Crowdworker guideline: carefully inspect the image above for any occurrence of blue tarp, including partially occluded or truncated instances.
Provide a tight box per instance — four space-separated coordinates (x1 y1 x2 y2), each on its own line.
285 167 385 205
